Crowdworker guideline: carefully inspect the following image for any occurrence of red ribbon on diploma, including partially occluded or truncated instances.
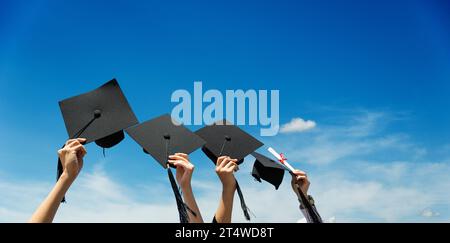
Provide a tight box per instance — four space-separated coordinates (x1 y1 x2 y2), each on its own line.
279 153 288 164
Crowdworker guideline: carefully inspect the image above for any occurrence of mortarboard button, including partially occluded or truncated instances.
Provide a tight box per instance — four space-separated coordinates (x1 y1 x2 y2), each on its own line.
94 109 102 119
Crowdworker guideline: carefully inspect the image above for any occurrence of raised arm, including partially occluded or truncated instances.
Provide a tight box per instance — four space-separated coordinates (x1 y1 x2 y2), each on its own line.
214 156 238 223
168 153 204 223
29 138 87 223
291 169 323 223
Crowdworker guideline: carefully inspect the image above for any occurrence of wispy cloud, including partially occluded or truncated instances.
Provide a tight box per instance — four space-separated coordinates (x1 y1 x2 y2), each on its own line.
0 164 302 223
274 110 425 165
0 108 449 223
421 208 440 218
266 108 450 222
312 166 446 222
280 118 317 133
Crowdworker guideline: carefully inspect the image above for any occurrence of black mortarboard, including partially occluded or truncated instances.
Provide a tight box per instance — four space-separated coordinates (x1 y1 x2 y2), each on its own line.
57 79 138 201
195 120 264 221
195 120 264 164
126 114 205 168
126 114 205 223
59 79 138 147
251 152 286 190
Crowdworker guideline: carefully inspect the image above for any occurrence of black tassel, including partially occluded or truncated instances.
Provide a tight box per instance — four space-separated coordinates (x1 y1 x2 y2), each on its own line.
218 135 252 221
56 114 100 203
167 168 190 223
184 201 197 217
164 134 193 223
235 180 251 221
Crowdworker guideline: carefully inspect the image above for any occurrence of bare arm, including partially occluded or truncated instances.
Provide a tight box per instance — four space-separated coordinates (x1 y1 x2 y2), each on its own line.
29 138 86 223
168 153 204 223
181 184 203 223
214 183 236 223
29 174 73 223
214 156 238 223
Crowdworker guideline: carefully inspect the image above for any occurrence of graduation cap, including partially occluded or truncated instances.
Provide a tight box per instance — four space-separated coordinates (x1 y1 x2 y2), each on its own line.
58 79 138 201
195 120 264 221
251 152 286 190
126 114 205 223
195 120 263 164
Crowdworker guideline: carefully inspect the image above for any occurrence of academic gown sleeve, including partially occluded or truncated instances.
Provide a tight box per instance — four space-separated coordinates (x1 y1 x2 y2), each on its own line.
299 195 323 223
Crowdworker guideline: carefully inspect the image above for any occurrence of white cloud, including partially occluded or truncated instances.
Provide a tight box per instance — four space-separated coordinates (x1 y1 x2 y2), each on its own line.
421 208 440 218
1 159 448 223
0 108 449 223
280 118 317 133
327 217 336 223
312 173 432 222
272 111 426 165
266 109 450 222
297 218 307 223
0 164 303 223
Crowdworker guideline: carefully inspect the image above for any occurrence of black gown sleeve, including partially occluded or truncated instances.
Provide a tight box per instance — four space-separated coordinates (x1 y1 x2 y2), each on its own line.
299 195 323 223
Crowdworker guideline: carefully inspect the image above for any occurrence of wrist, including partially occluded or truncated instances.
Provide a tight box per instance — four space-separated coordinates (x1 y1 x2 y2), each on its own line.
180 182 192 191
222 183 236 193
59 172 76 185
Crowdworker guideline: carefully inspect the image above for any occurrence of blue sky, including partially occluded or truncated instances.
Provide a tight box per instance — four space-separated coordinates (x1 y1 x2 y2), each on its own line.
0 0 449 222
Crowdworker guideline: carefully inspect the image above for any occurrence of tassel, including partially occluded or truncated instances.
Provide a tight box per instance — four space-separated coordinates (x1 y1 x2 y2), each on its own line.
235 180 251 221
167 168 190 223
184 201 197 217
164 133 193 223
56 113 100 203
218 135 252 221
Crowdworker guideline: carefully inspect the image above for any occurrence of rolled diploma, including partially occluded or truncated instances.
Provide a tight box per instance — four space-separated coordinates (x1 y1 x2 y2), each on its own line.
267 147 296 172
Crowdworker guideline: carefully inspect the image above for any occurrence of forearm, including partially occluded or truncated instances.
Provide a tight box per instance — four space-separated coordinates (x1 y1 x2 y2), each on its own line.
29 174 73 223
214 186 236 223
181 185 204 223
